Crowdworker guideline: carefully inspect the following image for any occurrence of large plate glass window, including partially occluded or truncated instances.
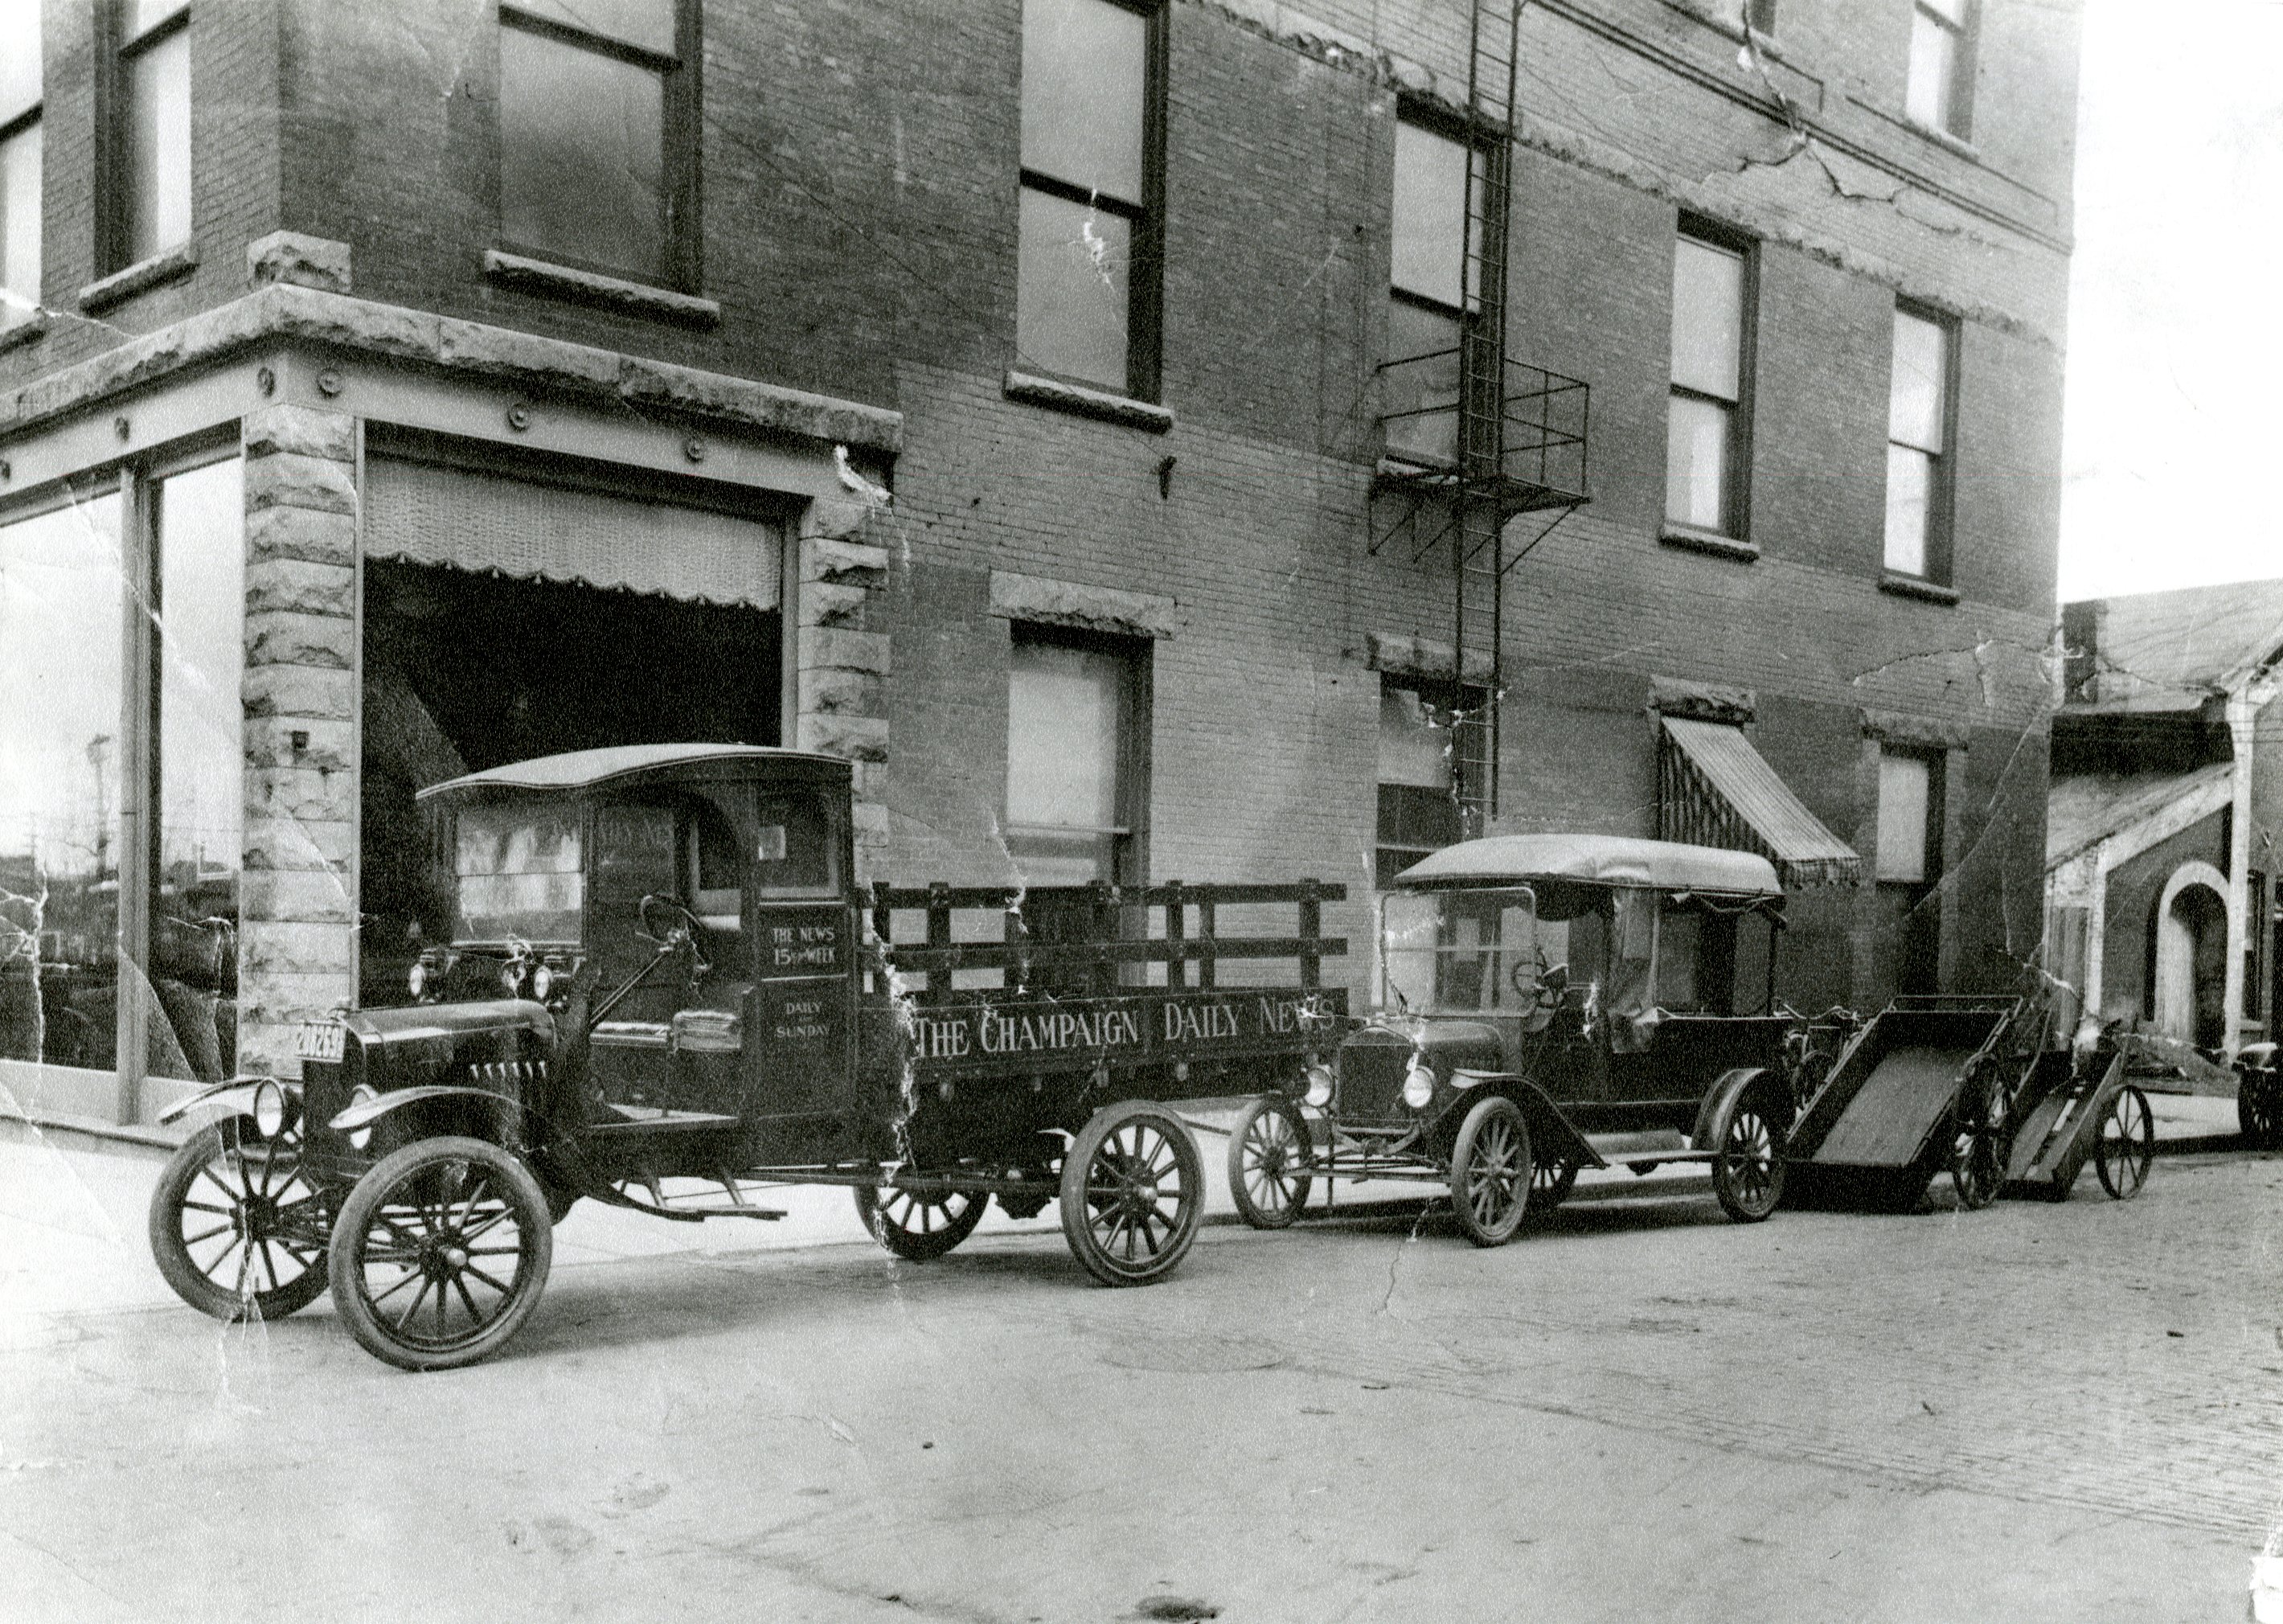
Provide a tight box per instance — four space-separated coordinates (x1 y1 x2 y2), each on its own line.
1665 227 1753 538
0 0 39 328
498 0 698 289
1884 304 1956 580
0 494 125 1072
1376 681 1470 889
109 0 191 271
1018 0 1162 397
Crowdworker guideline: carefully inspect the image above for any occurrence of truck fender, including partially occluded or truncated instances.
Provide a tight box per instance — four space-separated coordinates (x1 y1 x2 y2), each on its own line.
2239 1041 2279 1072
156 1075 296 1126
1691 1066 1789 1153
1448 1071 1603 1171
329 1085 530 1148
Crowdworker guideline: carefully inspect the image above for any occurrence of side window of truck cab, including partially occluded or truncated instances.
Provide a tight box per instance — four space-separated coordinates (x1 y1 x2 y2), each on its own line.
753 793 840 900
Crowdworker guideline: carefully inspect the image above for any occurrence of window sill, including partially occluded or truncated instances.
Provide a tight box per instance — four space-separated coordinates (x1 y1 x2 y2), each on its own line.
0 313 49 355
1660 524 1760 564
1003 369 1174 434
1879 572 1960 605
483 250 721 328
1900 117 1980 163
1658 2 1787 60
78 244 199 315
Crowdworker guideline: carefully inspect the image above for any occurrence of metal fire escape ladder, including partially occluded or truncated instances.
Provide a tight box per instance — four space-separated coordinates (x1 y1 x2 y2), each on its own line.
1369 0 1591 845
1449 0 1522 837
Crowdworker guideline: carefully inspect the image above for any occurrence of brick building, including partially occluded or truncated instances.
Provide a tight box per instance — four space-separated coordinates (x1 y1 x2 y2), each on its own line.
2046 584 2283 1061
0 0 2079 1124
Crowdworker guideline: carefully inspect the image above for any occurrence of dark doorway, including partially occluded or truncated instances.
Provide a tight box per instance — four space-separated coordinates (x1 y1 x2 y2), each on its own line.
359 561 781 1002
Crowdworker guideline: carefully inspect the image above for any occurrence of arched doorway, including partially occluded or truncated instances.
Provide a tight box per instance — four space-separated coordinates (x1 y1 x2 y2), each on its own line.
2151 863 2229 1052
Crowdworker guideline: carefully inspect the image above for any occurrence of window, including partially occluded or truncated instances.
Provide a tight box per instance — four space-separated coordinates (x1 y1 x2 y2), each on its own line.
1384 117 1474 468
498 0 697 288
106 0 191 272
1883 304 1954 580
1666 228 1752 537
1906 0 1974 138
0 451 244 1093
0 0 39 327
1006 627 1147 885
1377 682 1472 888
1018 0 1162 397
1875 750 1936 884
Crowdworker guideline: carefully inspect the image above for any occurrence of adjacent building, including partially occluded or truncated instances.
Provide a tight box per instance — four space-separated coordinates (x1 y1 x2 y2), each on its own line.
2046 584 2283 1060
0 0 2080 1124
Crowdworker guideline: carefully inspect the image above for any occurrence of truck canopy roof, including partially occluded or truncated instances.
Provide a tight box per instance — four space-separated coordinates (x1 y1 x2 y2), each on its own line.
1392 834 1783 899
417 743 850 802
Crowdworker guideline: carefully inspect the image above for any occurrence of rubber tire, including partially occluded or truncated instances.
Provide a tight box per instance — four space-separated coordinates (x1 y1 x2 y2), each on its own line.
2240 1071 2282 1150
1060 1101 1205 1286
1448 1095 1533 1247
854 1183 988 1261
149 1119 330 1323
1227 1095 1313 1229
1709 1087 1786 1224
1529 1158 1579 1213
328 1136 554 1372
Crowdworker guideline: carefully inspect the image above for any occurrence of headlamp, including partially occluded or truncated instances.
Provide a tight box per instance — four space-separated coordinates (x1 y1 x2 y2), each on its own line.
531 962 555 1002
499 959 526 997
1303 1062 1334 1109
407 959 428 999
1402 1060 1436 1110
252 1080 289 1138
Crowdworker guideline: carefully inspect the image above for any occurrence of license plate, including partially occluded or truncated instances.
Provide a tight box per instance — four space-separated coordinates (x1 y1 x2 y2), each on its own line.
295 1021 345 1063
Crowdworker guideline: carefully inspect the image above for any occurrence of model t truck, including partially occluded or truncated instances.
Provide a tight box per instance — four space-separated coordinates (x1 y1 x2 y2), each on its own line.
1228 835 1800 1244
148 744 1344 1369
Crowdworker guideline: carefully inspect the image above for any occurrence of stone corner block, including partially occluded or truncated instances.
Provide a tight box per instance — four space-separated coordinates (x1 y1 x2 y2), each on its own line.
247 232 355 295
796 713 889 763
243 403 355 463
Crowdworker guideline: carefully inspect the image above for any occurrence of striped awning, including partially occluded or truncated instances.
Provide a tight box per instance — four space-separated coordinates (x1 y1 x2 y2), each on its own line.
1657 716 1861 889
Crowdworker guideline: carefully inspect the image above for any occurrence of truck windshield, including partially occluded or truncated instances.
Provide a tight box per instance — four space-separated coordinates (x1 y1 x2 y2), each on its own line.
1380 887 1537 1015
453 803 582 944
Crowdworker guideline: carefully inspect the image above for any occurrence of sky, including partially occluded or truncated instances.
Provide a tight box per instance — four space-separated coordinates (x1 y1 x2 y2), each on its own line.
2059 0 2283 602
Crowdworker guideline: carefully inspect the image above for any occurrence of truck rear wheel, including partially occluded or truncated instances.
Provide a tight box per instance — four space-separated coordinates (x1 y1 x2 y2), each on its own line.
855 1183 987 1261
1060 1101 1203 1286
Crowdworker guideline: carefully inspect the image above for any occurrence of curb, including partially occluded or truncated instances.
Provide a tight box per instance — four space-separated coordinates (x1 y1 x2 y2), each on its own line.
0 1109 183 1159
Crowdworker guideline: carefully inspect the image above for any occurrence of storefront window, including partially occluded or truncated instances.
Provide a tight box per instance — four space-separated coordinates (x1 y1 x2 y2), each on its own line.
150 458 242 1081
0 494 125 1071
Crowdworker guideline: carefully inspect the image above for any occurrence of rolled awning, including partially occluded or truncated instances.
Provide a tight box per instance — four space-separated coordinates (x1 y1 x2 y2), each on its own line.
1658 716 1861 889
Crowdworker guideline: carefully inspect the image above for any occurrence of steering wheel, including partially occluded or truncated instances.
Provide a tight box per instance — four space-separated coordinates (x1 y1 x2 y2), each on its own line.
638 893 707 953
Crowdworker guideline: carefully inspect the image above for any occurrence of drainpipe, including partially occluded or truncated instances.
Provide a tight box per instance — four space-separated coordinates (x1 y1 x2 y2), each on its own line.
2225 688 2258 1061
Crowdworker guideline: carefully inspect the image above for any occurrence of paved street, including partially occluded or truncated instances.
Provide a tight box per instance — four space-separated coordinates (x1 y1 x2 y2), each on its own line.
1 1112 2275 1623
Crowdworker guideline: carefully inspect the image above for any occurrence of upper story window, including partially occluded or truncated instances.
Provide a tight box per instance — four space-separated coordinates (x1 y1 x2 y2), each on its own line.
1018 0 1163 399
1665 226 1753 538
1383 116 1475 469
106 0 191 272
1905 0 1974 138
1883 302 1956 580
0 0 39 325
498 0 699 289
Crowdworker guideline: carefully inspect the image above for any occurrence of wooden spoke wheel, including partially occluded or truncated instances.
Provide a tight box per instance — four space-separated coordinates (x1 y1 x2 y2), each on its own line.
1950 1122 2005 1211
2240 1071 2283 1150
1060 1102 1204 1286
149 1119 331 1323
1448 1095 1533 1247
1528 1157 1579 1213
328 1136 553 1372
2094 1085 2154 1201
1227 1096 1313 1229
1711 1089 1785 1224
854 1183 987 1261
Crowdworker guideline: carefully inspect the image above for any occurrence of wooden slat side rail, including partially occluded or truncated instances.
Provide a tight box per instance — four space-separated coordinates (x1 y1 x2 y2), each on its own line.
867 880 1348 911
883 937 1351 972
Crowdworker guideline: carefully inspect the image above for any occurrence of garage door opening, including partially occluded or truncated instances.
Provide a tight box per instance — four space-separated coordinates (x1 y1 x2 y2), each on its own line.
360 560 781 1001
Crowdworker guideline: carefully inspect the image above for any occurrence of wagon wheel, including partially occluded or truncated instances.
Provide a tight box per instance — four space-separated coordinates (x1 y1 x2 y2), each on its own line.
1710 1089 1785 1223
148 1118 331 1323
854 1182 987 1261
1949 1071 2007 1212
1448 1095 1533 1247
1060 1101 1204 1286
1528 1158 1579 1213
2240 1070 2283 1150
2094 1085 2155 1201
328 1136 554 1372
1227 1095 1312 1229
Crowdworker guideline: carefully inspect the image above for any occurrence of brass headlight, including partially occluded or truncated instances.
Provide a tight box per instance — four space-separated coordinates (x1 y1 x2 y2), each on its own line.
346 1084 378 1151
1402 1060 1436 1110
252 1080 289 1138
1303 1063 1334 1109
